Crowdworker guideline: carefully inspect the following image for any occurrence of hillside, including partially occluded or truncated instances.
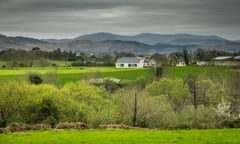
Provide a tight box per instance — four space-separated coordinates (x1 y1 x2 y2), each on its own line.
0 33 240 54
0 34 66 51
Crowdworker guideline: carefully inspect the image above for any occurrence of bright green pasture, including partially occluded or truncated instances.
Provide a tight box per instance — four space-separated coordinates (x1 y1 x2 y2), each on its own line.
0 67 152 83
163 66 239 79
1 129 240 144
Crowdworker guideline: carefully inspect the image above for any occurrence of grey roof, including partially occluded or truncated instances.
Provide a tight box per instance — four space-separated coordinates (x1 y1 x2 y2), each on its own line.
234 56 240 60
116 57 143 63
213 56 233 60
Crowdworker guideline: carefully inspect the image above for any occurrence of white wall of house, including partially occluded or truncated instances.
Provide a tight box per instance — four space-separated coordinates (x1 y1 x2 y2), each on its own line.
176 62 186 67
115 63 144 68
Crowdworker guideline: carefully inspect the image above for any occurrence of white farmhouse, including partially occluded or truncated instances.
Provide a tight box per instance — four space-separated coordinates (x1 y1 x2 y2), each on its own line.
176 61 186 67
115 57 145 68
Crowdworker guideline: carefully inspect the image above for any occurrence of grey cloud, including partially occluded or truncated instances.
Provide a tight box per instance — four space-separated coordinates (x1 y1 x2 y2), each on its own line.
0 0 240 40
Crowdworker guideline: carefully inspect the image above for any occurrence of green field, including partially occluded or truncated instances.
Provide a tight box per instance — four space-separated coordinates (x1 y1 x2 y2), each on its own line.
0 67 153 83
0 129 239 144
163 66 239 80
0 66 239 84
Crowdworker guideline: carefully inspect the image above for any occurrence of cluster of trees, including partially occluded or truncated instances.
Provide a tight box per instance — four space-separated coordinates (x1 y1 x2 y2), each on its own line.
0 48 142 67
0 48 75 67
1 71 239 129
1 47 239 68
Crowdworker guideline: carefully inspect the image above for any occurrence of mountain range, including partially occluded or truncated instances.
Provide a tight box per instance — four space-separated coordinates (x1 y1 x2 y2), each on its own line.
1 32 240 54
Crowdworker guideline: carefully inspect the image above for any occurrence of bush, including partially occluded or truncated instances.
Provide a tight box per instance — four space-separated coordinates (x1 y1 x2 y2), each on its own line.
26 98 59 124
6 123 25 132
51 63 57 67
29 124 51 130
27 73 43 84
43 116 58 128
0 128 6 133
103 79 121 93
56 122 74 129
72 122 89 129
1 65 6 68
55 122 89 129
222 118 240 128
99 124 132 129
19 63 27 67
71 61 83 66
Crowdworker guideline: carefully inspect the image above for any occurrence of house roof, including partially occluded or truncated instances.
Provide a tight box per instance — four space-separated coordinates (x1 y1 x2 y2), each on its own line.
234 56 240 60
213 56 233 61
116 57 144 63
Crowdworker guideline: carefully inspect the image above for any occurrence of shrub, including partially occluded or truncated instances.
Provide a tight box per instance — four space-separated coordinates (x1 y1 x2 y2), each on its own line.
6 123 25 132
27 73 43 84
29 124 51 130
1 65 6 68
26 98 59 124
73 122 89 129
51 63 57 67
43 116 58 128
0 128 6 133
222 118 240 128
55 122 74 129
99 124 132 129
55 122 89 129
103 79 121 93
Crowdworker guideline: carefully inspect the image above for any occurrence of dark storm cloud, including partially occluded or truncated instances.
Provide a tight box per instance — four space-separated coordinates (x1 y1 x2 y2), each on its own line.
0 0 240 39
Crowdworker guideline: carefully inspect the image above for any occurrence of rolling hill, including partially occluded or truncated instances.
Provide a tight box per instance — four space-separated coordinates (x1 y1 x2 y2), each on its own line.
0 33 240 54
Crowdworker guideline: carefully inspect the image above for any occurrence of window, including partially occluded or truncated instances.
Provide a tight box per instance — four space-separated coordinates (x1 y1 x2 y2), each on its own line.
120 64 124 67
128 64 137 67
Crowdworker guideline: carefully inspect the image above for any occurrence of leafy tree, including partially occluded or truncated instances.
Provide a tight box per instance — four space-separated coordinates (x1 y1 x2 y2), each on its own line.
0 81 29 127
150 53 168 67
183 49 189 65
184 74 198 109
112 87 149 127
146 78 190 111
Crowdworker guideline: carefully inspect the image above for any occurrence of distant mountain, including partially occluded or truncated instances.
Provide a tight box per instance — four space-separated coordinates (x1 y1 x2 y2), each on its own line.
67 39 194 54
72 32 228 45
68 40 153 54
42 32 228 46
0 34 66 51
1 33 240 54
41 38 71 44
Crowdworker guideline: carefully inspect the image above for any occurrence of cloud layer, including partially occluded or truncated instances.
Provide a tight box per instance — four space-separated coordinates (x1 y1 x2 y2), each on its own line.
0 0 240 39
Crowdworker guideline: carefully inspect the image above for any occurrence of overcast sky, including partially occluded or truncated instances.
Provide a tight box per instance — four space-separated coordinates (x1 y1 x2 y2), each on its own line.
0 0 239 40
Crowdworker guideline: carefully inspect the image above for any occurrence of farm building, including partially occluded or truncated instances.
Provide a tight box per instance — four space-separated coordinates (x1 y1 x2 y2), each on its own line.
115 57 145 68
213 56 240 66
144 57 157 68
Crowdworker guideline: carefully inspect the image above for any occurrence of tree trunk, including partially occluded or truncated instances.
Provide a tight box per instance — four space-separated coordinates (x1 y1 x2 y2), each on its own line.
132 91 137 127
193 84 197 109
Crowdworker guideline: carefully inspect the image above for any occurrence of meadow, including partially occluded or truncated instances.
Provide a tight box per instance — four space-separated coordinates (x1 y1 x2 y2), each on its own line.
163 66 239 80
0 66 153 83
1 129 240 144
1 65 238 84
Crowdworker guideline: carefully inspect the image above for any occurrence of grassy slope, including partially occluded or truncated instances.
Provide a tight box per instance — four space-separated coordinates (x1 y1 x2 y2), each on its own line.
0 129 240 144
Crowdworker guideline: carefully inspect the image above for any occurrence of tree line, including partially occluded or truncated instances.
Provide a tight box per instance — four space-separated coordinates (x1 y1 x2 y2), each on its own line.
0 70 239 129
1 48 239 68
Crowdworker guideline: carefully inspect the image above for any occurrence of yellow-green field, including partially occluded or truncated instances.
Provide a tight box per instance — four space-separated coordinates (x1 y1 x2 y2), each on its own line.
0 67 153 83
1 129 240 144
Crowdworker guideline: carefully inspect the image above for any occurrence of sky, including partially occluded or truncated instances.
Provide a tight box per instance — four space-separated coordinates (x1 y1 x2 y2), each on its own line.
0 0 240 40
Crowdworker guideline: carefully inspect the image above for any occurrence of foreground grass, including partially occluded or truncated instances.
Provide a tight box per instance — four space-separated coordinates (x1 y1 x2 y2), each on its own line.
0 129 240 144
